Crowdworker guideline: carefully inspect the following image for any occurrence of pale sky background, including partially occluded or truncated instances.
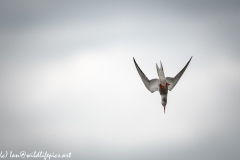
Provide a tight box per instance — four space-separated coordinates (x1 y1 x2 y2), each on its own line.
0 0 240 160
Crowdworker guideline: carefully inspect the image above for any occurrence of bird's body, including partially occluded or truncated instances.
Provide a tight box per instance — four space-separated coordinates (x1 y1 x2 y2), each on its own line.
133 57 192 113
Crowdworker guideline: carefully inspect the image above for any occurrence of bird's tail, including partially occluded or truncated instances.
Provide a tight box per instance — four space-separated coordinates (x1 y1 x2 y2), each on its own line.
156 61 166 81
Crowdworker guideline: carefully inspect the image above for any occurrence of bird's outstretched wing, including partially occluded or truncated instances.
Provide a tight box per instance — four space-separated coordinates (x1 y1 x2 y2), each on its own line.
166 56 192 91
133 58 159 93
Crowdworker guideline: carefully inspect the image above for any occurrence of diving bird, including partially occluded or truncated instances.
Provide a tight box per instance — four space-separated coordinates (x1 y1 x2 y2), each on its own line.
133 56 192 113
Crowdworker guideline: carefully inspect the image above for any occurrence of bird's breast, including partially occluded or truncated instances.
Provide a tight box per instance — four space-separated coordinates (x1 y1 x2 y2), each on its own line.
159 87 168 95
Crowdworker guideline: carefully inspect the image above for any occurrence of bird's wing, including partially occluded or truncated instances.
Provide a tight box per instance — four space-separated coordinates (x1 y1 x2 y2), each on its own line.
133 58 159 93
166 56 192 91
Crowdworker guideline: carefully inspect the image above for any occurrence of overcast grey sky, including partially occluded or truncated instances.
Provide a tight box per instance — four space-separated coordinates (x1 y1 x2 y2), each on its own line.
0 1 240 160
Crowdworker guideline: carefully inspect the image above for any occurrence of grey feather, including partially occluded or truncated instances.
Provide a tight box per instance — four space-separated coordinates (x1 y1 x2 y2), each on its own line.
133 58 159 93
166 56 192 91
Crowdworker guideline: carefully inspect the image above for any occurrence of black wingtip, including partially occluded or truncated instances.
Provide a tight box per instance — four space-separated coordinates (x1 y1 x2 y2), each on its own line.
187 56 193 64
133 57 138 65
133 58 138 68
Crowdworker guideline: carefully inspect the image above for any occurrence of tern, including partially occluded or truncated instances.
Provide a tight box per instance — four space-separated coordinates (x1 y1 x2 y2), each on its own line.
133 56 192 113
